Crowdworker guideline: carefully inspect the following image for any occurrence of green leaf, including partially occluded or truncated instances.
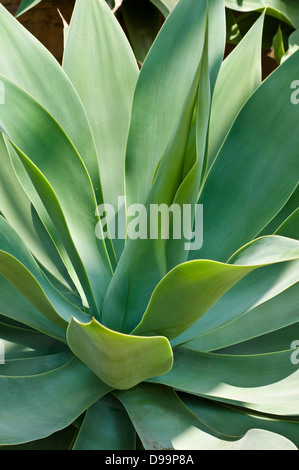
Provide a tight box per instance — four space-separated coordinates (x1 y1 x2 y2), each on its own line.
184 281 299 352
0 4 102 203
0 426 77 450
0 135 73 290
272 25 286 64
115 383 297 450
149 0 179 17
102 64 204 333
149 348 299 415
190 50 299 263
182 394 299 449
282 29 299 62
208 12 264 167
132 236 299 340
63 0 139 229
0 216 89 329
0 277 66 342
225 9 242 44
0 74 113 314
125 0 208 209
217 322 299 356
73 395 136 450
225 0 299 28
275 208 299 239
15 0 42 17
67 317 173 390
102 0 226 334
0 320 67 361
258 185 299 236
0 356 111 445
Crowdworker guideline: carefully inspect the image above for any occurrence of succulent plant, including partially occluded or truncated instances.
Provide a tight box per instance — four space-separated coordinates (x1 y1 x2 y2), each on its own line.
0 0 298 450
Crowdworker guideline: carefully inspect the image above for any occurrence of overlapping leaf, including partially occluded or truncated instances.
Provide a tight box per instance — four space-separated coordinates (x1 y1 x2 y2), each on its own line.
102 0 226 334
0 0 298 451
190 49 299 263
0 74 112 315
0 356 111 445
115 383 297 450
225 0 299 28
133 236 299 340
63 0 139 220
67 317 173 390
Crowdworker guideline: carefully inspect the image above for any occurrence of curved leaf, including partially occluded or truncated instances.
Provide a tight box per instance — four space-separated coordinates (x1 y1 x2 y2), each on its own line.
0 277 66 342
190 50 299 262
0 74 113 314
67 317 173 390
182 394 299 449
125 0 208 208
0 4 102 201
0 356 111 446
115 383 297 450
0 320 67 361
259 185 299 237
225 0 299 28
185 281 299 352
63 0 139 224
208 12 264 167
150 348 299 415
0 217 89 329
173 258 299 347
102 0 226 334
0 135 74 290
132 236 299 340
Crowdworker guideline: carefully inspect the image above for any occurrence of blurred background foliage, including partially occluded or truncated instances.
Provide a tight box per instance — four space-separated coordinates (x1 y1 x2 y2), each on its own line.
2 0 299 78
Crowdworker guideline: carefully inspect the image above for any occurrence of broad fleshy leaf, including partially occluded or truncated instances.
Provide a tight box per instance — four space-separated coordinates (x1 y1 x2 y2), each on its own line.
125 0 209 209
102 0 226 334
115 383 297 450
190 50 299 263
0 4 102 202
183 281 299 352
67 317 173 390
0 134 73 290
72 395 136 450
132 236 299 340
149 348 299 415
0 356 111 446
0 0 298 451
63 0 139 224
0 74 113 314
0 216 89 329
182 394 299 449
208 12 264 166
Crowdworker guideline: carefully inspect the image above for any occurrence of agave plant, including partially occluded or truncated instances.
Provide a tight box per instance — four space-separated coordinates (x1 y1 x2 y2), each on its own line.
0 0 298 451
